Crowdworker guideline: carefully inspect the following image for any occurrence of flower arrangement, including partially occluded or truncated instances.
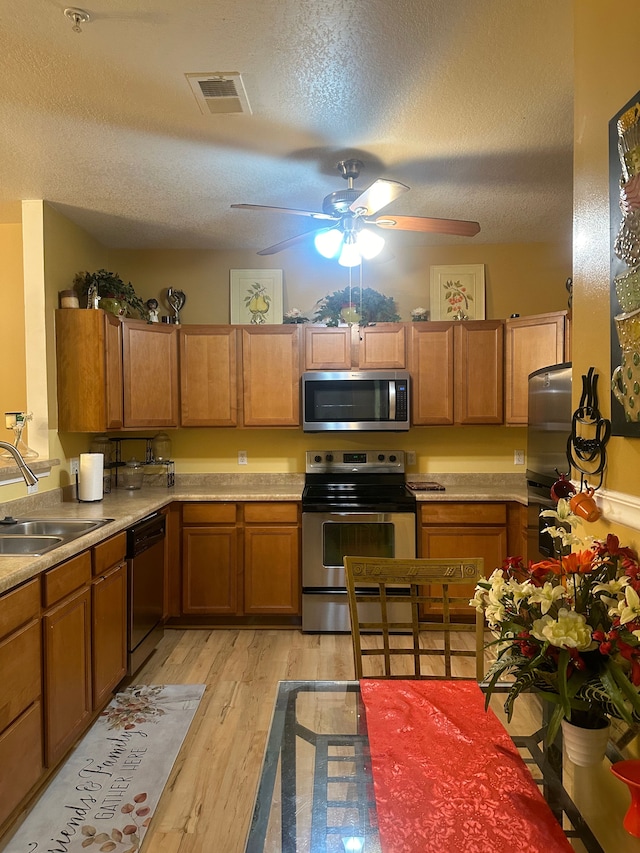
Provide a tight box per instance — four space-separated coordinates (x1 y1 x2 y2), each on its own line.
471 499 640 743
410 307 429 322
283 308 309 324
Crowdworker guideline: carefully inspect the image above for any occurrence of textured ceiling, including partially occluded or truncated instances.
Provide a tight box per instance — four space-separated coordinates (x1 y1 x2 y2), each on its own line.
0 0 574 253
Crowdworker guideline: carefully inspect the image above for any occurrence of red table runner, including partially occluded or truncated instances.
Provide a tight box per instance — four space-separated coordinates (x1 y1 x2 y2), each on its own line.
360 680 573 853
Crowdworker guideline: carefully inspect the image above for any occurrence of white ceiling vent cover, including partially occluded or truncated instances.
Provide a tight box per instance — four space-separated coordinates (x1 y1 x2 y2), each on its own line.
186 72 252 115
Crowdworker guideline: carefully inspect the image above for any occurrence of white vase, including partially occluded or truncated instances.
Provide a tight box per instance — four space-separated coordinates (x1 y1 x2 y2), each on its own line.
561 717 611 766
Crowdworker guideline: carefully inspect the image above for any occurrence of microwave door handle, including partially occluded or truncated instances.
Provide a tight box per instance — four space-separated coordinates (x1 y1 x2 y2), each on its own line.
389 381 396 420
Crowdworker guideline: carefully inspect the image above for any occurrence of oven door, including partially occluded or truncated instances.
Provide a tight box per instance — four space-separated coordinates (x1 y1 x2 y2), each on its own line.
301 511 416 632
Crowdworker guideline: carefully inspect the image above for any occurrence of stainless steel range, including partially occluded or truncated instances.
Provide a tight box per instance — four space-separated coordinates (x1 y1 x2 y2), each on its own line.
301 450 417 632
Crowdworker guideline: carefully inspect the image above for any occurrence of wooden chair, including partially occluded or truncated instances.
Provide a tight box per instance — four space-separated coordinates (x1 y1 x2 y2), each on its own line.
343 556 485 681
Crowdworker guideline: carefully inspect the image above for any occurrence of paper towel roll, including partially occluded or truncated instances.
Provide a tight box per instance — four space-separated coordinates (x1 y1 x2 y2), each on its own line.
79 453 104 502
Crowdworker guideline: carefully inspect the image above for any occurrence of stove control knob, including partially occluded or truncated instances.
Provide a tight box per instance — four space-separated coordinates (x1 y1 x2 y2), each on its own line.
314 455 322 463
326 454 334 462
389 454 397 462
378 454 385 461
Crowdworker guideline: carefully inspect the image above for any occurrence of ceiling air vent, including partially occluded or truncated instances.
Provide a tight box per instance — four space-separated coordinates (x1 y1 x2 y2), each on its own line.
186 72 252 115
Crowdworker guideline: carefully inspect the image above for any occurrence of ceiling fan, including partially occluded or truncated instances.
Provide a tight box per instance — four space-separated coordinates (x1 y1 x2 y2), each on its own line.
231 159 480 266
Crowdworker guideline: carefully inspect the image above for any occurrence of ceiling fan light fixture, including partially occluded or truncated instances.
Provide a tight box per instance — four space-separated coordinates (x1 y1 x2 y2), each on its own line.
356 228 385 260
314 228 343 259
338 236 361 268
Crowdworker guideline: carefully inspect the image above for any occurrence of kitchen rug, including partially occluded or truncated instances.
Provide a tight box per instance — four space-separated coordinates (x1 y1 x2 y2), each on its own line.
4 683 206 853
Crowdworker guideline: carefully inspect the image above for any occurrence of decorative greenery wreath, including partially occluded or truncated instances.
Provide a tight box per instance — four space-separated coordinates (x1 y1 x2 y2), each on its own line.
313 286 400 326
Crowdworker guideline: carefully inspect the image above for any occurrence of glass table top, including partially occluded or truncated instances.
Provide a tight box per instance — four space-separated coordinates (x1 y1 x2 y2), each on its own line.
244 680 640 853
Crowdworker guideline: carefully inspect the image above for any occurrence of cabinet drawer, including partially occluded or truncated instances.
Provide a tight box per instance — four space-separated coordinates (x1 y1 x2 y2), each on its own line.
421 502 507 526
0 578 39 640
93 531 127 576
0 620 41 732
42 551 92 608
0 701 44 827
244 503 299 524
183 503 237 525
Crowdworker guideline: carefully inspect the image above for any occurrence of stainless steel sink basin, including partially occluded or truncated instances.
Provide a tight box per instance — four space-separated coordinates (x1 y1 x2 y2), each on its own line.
0 535 64 555
0 517 114 556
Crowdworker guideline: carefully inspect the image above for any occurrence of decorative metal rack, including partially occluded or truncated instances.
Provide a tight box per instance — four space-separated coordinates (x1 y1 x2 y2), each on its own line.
104 436 175 489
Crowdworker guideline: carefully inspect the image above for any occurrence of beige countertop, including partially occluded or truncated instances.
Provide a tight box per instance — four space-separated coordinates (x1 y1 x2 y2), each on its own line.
0 472 527 595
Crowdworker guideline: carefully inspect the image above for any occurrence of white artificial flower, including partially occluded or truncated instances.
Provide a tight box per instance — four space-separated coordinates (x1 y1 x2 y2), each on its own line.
526 581 566 615
530 608 593 651
506 578 533 606
616 585 640 625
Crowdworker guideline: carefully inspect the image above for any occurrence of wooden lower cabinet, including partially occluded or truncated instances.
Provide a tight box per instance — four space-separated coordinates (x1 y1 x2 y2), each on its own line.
91 533 127 709
0 579 43 827
244 503 299 614
420 502 508 613
42 553 92 767
181 502 300 617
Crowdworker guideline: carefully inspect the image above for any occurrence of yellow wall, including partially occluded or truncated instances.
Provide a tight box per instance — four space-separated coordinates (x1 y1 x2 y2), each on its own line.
572 0 640 546
109 240 570 326
0 223 27 439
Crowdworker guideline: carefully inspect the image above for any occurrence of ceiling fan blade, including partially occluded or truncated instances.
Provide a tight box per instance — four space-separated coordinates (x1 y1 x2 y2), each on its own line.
371 214 481 237
231 203 337 221
257 229 322 255
349 179 409 216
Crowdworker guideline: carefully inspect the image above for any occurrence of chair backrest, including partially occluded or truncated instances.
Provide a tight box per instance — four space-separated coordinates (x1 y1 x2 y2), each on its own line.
343 556 485 681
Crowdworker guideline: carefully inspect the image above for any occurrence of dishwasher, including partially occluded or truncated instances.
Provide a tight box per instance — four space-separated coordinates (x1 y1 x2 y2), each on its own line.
126 511 166 675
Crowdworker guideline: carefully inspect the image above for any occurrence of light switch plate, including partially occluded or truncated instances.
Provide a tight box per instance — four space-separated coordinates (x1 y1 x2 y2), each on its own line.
27 482 38 495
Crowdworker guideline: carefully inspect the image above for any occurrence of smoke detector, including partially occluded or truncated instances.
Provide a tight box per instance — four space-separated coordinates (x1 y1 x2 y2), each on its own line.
186 72 252 115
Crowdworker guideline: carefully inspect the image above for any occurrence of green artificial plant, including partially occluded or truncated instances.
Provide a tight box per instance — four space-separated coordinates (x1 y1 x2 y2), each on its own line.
313 286 400 326
73 269 147 318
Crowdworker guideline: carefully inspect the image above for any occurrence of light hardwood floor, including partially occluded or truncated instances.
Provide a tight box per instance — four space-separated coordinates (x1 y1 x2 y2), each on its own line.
131 628 359 853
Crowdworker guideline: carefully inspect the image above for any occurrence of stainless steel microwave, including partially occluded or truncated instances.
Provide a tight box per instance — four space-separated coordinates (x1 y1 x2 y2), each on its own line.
302 370 410 431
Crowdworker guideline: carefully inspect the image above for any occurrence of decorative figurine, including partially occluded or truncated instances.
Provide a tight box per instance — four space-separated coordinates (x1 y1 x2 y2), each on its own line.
146 298 159 323
166 288 186 324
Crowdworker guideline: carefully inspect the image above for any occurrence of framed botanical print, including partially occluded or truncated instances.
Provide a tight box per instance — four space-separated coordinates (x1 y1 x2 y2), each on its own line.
429 264 485 321
230 269 283 324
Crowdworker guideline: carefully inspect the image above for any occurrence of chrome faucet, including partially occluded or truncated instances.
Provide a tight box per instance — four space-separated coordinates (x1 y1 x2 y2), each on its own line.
0 442 38 487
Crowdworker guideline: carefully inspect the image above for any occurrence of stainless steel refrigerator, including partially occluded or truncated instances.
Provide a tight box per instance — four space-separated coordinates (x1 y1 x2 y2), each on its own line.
526 362 572 558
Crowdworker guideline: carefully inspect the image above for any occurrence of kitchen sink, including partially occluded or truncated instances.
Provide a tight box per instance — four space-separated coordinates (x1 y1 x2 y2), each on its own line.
0 535 64 555
0 517 114 556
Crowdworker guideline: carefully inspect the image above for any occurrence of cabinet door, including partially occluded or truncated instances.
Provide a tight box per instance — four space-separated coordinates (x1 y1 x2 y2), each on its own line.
410 322 455 425
0 702 43 827
241 326 300 426
56 309 123 432
123 321 179 427
454 321 504 424
182 527 239 614
43 586 92 766
505 312 566 424
304 326 352 370
92 562 127 710
180 326 238 426
358 324 406 369
244 525 300 614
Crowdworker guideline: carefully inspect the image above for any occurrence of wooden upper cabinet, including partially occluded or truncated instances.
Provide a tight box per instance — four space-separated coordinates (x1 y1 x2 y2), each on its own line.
454 320 504 424
505 311 567 425
241 326 301 426
56 309 124 432
179 326 238 426
305 326 352 370
358 324 406 368
304 324 406 370
410 321 503 425
410 322 455 425
122 321 179 428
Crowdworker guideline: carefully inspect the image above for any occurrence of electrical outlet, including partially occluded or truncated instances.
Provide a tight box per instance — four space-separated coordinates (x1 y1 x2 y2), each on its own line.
406 451 417 466
70 457 79 476
238 450 248 465
27 481 38 495
514 449 525 465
